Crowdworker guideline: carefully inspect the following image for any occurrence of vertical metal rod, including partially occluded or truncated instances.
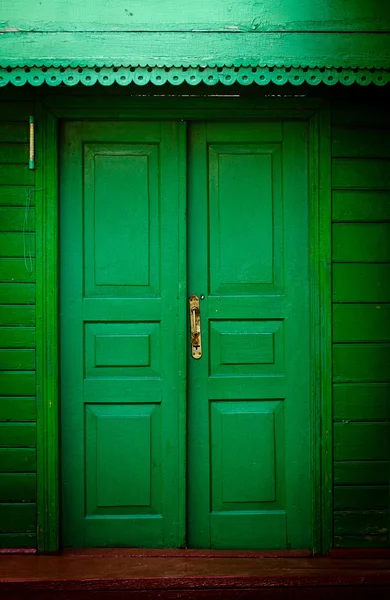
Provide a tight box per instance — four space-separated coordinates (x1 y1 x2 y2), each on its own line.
29 116 35 170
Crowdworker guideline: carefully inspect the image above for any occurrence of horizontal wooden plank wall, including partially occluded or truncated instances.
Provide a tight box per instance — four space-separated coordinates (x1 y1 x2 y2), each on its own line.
3 0 390 33
0 103 37 550
332 103 390 549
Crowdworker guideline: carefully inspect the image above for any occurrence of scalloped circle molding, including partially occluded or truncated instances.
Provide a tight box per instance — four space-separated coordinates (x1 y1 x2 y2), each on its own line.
1 66 389 87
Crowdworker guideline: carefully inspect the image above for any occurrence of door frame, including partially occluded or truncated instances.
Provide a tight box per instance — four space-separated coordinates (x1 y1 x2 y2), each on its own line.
35 92 332 554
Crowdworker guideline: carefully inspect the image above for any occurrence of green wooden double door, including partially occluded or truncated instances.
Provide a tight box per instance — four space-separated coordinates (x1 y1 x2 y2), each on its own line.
60 119 312 549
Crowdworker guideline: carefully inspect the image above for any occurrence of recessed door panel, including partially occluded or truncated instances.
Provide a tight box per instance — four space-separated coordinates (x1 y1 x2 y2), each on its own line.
84 144 160 296
209 145 282 293
210 320 284 376
85 404 161 514
210 401 284 509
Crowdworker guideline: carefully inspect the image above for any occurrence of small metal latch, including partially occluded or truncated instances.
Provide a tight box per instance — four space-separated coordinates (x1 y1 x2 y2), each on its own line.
189 295 202 359
29 116 35 170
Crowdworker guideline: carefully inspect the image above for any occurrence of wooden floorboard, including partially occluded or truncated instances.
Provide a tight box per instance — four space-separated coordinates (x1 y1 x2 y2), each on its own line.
0 552 390 598
2 590 390 600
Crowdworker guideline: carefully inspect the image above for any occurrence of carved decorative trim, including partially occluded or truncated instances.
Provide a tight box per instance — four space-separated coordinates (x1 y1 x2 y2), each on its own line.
0 65 389 87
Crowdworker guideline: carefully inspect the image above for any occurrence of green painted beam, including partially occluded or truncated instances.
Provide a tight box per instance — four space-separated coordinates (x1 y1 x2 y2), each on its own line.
333 305 390 342
0 372 36 397
0 327 36 348
333 159 390 190
333 264 390 303
0 165 34 186
332 191 390 223
1 32 389 69
0 186 35 206
332 224 390 263
0 397 36 421
333 383 390 420
334 461 389 486
332 106 390 128
0 122 29 143
0 144 28 164
0 306 35 326
0 474 36 502
1 1 390 33
0 532 36 548
0 448 36 472
0 422 36 446
0 284 36 304
332 127 390 158
0 207 35 231
334 510 388 536
333 344 390 383
0 349 35 370
0 503 36 533
334 422 390 461
0 260 36 283
334 486 389 510
0 233 36 258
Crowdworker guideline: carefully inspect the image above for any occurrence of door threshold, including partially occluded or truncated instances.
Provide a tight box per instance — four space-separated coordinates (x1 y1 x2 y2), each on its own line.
1 552 390 599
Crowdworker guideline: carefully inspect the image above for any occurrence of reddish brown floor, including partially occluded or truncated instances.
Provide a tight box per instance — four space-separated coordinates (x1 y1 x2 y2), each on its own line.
0 550 390 599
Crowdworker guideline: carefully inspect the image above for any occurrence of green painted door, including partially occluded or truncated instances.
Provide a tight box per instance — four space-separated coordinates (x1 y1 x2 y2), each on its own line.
61 119 312 549
187 121 311 549
61 121 186 548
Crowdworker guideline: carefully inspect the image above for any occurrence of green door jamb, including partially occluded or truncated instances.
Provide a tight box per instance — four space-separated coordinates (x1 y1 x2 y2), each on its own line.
35 101 60 553
316 107 333 554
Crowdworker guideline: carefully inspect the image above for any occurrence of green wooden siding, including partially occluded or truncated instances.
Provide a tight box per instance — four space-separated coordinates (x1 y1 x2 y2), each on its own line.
332 103 390 549
0 105 37 549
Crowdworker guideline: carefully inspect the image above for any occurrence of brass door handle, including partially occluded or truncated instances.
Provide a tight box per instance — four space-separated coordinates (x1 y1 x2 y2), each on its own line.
189 295 202 359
